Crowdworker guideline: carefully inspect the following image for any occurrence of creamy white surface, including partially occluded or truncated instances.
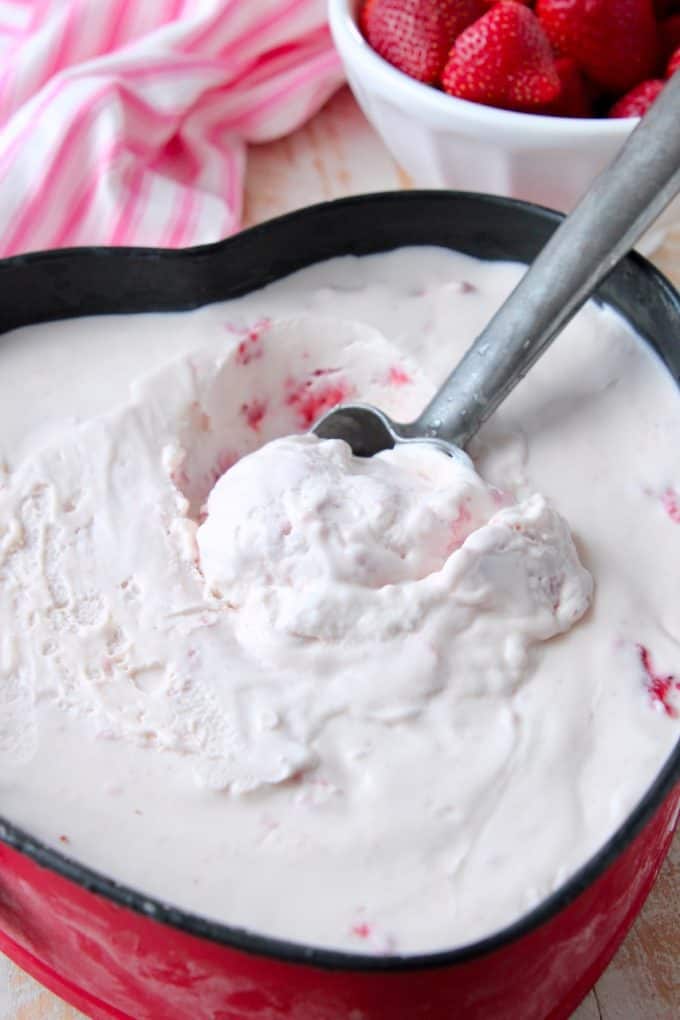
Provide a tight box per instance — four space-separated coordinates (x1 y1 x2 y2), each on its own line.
0 247 678 954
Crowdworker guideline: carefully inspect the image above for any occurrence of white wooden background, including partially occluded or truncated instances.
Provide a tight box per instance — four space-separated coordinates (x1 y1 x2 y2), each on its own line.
1 86 678 1020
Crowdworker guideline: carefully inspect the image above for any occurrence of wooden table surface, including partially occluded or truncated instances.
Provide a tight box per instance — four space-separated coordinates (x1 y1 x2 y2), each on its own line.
1 86 678 1020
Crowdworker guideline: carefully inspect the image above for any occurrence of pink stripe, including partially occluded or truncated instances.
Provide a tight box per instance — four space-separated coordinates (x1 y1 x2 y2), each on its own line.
99 0 133 56
204 30 338 128
150 130 201 186
49 140 125 248
99 0 175 53
0 0 51 112
38 2 77 90
21 0 51 33
0 72 181 181
110 160 148 246
49 139 154 249
216 0 310 65
1 82 113 255
0 6 325 178
215 50 341 135
198 41 336 151
106 83 181 125
164 0 186 24
1 78 181 255
0 0 343 255
206 38 312 100
231 28 330 92
0 76 80 176
117 55 227 81
178 0 239 55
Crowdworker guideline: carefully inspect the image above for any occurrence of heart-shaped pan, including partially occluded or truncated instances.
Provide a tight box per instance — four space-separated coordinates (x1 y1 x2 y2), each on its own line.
0 191 678 1020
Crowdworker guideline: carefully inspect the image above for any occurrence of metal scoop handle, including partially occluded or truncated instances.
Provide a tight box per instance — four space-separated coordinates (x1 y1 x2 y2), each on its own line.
412 72 680 449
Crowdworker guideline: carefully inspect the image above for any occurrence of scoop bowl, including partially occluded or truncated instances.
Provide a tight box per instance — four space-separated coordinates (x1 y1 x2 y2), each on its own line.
312 402 468 459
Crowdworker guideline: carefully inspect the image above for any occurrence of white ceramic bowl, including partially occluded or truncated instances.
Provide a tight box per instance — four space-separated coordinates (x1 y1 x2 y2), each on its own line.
328 0 638 214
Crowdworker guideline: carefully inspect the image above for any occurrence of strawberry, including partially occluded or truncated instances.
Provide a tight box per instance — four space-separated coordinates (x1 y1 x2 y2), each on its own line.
659 15 680 64
542 56 592 116
360 0 486 84
358 0 378 35
444 0 491 40
667 46 680 76
536 0 658 94
654 0 680 16
609 78 665 116
441 3 560 112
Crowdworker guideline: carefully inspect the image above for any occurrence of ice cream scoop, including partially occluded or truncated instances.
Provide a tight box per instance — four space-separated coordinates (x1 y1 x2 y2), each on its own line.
313 72 680 457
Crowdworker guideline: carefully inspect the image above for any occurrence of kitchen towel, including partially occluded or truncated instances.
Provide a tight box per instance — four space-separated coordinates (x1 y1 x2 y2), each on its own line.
0 0 344 255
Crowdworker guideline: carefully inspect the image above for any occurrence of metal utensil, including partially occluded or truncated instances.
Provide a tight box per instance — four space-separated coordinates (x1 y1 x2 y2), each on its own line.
313 73 680 458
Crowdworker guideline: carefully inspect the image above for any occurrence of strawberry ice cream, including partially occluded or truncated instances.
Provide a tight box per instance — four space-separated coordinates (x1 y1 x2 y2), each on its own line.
198 434 591 697
0 246 678 954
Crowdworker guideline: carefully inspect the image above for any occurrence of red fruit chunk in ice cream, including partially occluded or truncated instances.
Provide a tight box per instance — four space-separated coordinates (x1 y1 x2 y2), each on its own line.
388 365 412 385
638 644 679 718
241 399 267 431
285 377 352 429
662 487 680 522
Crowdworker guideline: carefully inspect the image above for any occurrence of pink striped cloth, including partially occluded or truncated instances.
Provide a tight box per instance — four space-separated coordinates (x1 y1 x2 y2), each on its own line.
0 0 344 256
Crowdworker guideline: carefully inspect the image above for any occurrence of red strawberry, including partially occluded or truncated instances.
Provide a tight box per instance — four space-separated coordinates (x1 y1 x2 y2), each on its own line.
542 56 592 116
360 0 486 84
667 45 680 76
444 0 491 40
609 78 665 116
654 0 680 15
659 15 680 63
441 3 560 112
358 0 378 35
536 0 658 94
